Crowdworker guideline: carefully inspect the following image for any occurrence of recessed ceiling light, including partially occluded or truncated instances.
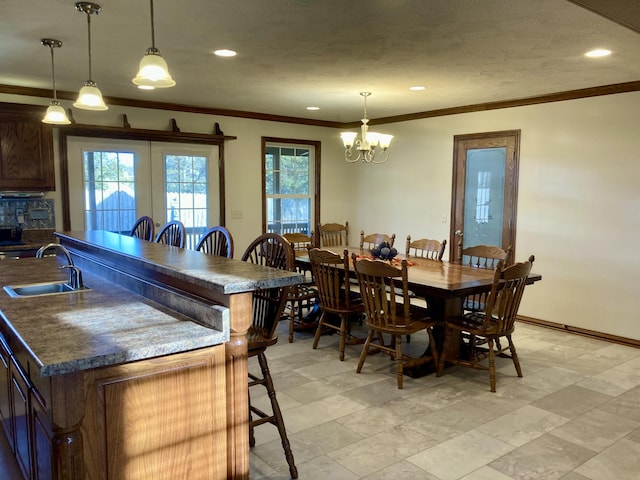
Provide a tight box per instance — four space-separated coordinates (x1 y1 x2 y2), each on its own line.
214 49 237 57
585 49 611 58
409 86 426 91
306 106 320 111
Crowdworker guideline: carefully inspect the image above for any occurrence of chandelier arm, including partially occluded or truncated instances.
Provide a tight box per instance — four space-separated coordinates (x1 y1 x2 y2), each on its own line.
370 149 390 164
344 148 362 163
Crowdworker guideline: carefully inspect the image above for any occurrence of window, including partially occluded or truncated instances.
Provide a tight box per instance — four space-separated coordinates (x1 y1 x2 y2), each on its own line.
262 138 320 236
83 150 137 234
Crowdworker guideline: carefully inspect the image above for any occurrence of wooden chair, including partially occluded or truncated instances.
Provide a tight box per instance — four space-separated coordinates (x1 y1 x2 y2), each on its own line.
437 255 535 392
405 235 446 260
283 233 318 343
309 248 365 361
459 244 512 313
130 215 154 241
196 226 234 258
316 222 349 247
352 254 439 389
154 220 186 248
360 231 396 250
241 233 298 478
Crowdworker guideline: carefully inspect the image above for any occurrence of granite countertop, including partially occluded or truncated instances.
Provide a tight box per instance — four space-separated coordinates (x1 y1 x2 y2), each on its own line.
0 256 228 377
57 230 304 295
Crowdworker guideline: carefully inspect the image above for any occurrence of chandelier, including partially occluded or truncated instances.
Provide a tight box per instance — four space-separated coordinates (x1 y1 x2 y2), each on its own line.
340 92 393 164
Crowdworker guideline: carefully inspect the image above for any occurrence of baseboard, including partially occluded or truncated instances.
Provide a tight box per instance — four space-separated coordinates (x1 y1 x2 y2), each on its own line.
517 315 640 349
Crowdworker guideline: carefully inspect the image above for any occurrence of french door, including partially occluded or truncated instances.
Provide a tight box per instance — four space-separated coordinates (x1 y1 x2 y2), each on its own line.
450 130 520 262
67 137 220 248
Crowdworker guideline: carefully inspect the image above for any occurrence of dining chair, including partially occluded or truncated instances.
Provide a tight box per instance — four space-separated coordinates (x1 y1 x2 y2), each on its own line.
154 220 186 248
241 233 298 478
459 244 512 313
352 254 439 389
283 233 318 343
317 222 349 247
309 248 365 361
405 235 446 260
437 255 535 392
130 215 154 241
360 231 396 250
196 226 234 258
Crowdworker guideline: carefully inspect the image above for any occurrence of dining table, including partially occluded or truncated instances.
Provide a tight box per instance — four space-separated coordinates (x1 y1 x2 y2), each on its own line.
296 246 542 376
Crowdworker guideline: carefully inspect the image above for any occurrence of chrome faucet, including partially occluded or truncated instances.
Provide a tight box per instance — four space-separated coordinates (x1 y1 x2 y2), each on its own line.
60 265 84 290
35 243 84 289
35 243 74 265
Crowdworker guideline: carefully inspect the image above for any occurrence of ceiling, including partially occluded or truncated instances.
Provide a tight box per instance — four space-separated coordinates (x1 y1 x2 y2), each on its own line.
1 0 639 124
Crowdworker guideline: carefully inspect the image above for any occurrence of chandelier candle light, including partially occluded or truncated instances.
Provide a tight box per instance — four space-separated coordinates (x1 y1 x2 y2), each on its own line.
341 92 393 164
41 39 71 125
73 2 108 110
132 0 175 88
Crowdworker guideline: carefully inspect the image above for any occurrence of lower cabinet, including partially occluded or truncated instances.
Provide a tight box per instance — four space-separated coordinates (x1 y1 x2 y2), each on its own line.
0 333 53 480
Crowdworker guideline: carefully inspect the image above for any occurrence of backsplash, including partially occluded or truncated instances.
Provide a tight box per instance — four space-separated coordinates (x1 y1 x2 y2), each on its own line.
0 198 55 229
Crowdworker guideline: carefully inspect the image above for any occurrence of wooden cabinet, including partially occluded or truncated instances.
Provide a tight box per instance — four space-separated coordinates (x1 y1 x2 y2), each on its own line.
0 335 11 441
10 359 31 479
0 103 55 191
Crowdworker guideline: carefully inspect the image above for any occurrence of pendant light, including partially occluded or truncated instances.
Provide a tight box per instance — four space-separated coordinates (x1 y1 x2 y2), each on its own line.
74 2 108 110
132 0 175 88
41 39 71 125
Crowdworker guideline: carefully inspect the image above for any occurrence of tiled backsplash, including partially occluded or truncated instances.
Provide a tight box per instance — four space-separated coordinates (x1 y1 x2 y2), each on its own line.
0 198 55 229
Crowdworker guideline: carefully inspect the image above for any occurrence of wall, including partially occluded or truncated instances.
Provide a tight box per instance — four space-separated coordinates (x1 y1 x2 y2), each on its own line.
2 92 638 341
343 91 640 340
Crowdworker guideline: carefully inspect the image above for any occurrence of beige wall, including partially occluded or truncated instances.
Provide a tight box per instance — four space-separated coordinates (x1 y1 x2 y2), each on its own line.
2 91 638 341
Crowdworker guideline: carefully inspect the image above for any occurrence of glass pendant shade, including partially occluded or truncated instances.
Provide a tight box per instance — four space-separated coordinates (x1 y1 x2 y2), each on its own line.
43 101 71 125
133 48 175 88
74 80 108 110
41 38 71 125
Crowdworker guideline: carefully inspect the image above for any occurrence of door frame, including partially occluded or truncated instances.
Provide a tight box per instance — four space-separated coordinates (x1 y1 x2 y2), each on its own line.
450 129 521 262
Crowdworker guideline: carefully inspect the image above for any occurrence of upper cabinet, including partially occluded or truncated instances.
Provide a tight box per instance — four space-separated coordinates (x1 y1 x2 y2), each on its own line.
0 103 55 191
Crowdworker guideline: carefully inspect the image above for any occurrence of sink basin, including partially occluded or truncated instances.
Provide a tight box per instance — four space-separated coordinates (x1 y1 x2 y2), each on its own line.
3 281 89 298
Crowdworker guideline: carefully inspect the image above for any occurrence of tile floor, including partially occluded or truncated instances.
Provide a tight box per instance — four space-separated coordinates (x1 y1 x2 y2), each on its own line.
249 320 640 479
1 320 638 480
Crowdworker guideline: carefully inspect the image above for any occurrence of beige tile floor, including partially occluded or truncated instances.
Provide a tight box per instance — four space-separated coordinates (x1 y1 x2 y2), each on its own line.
249 320 640 479
1 320 638 480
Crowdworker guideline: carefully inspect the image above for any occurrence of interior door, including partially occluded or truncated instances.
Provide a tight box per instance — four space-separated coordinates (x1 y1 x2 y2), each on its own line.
450 130 520 262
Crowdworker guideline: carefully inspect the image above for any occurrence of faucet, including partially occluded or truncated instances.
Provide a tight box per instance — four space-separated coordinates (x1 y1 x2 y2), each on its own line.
36 243 84 289
60 265 84 290
36 243 74 265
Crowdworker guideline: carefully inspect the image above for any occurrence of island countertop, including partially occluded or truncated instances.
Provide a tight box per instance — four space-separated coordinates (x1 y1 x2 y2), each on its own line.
56 230 304 296
0 256 229 377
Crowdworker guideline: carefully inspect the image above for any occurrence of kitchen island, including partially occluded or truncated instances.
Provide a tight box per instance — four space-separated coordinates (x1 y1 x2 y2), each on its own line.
0 231 302 480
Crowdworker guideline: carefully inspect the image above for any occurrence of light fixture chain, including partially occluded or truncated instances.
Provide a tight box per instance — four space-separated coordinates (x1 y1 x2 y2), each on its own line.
86 11 93 81
49 46 57 101
149 0 156 49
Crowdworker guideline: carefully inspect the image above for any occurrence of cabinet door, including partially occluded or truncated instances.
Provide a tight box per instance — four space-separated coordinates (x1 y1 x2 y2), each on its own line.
31 389 52 480
10 359 31 479
0 103 55 191
0 335 11 443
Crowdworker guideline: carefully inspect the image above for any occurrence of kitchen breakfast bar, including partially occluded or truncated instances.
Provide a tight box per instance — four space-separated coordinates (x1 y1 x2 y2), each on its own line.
0 231 302 480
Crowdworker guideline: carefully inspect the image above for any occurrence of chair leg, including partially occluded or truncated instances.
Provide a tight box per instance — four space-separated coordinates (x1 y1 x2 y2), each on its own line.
487 338 496 393
356 329 375 373
288 299 295 343
255 352 298 478
436 327 450 377
395 334 404 389
507 334 523 377
426 325 439 366
338 313 347 361
312 312 327 349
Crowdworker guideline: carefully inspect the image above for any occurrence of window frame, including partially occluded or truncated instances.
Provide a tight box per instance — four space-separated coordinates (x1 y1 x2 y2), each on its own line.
261 137 321 237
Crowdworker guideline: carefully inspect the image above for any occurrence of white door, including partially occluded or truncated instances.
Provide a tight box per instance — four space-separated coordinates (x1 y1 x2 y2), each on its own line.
67 137 219 248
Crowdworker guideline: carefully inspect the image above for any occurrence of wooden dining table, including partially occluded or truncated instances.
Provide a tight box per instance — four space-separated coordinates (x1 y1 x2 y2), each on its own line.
296 246 542 375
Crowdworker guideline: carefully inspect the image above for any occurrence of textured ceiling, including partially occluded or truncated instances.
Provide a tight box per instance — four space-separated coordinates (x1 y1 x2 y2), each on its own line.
1 0 639 123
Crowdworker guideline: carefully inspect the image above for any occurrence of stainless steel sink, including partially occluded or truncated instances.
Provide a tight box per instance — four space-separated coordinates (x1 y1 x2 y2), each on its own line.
3 281 89 298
